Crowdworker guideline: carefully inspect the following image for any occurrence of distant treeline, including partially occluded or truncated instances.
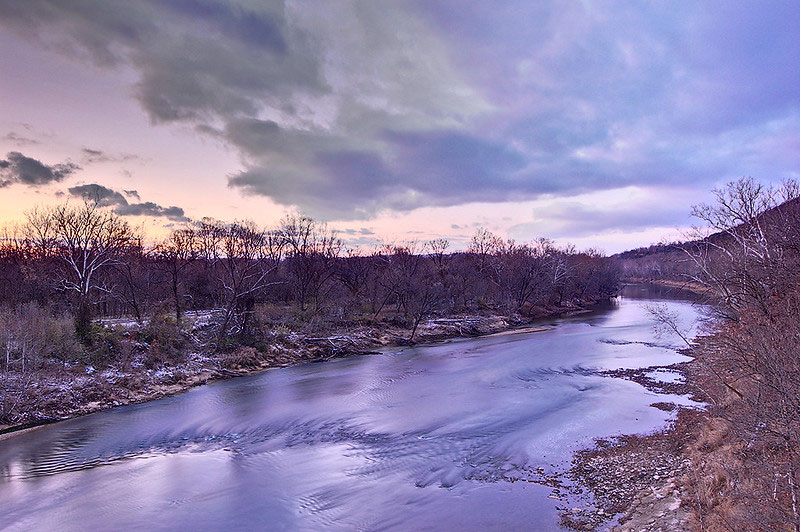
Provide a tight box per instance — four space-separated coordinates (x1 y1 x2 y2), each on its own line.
616 189 800 289
0 202 619 351
614 242 688 280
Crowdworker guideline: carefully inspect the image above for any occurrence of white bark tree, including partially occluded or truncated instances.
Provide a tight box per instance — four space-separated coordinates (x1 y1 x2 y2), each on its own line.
24 201 137 340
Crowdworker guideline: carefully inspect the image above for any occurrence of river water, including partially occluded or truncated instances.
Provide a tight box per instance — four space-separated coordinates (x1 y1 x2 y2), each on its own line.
0 287 704 531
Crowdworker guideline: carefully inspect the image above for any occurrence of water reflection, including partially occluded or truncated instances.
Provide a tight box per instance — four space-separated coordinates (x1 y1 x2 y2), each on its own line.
0 292 704 531
619 281 704 302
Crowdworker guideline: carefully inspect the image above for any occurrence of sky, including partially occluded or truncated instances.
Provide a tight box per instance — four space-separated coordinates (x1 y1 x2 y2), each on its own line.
0 1 797 253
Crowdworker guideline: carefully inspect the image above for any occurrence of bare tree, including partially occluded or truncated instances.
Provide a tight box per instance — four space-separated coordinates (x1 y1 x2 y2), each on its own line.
678 178 800 530
549 250 573 305
335 247 372 309
682 177 800 317
406 268 443 343
494 239 552 312
24 202 137 340
111 238 149 323
154 228 198 324
428 238 450 272
468 227 503 273
280 215 341 311
203 221 284 347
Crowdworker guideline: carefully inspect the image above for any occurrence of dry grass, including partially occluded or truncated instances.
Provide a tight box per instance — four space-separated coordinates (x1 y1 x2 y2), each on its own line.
679 333 800 532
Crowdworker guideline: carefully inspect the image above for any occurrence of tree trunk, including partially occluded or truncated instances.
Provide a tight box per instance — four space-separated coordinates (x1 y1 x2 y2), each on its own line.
216 298 236 350
75 296 92 344
409 314 423 343
172 274 182 324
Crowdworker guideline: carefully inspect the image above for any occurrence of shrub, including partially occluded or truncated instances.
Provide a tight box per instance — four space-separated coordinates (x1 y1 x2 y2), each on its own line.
85 324 124 367
219 346 262 370
0 302 82 371
272 324 291 338
141 312 188 365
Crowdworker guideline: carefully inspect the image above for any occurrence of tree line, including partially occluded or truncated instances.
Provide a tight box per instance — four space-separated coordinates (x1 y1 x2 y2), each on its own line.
0 201 619 366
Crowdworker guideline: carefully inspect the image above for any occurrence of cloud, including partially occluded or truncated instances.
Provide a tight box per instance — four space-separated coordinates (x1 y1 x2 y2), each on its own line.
0 0 797 224
81 148 104 161
80 148 138 165
123 189 140 200
3 132 40 147
2 124 52 147
506 188 695 241
114 202 187 220
67 183 127 206
68 182 188 221
339 227 375 236
0 151 80 187
0 0 488 217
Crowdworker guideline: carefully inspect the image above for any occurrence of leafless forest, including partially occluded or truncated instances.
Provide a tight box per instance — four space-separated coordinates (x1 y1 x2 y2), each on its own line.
4 177 800 531
622 177 800 531
0 204 618 425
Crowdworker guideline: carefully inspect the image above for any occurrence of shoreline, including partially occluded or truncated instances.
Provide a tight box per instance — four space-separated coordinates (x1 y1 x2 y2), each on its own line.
621 278 710 298
0 293 706 531
560 348 707 531
0 293 708 530
0 303 590 440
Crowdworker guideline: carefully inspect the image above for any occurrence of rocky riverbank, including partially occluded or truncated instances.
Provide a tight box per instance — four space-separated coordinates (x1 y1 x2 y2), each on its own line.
562 409 701 531
559 353 708 531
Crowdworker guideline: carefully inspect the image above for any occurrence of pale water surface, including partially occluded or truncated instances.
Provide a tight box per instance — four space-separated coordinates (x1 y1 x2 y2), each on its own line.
0 288 704 531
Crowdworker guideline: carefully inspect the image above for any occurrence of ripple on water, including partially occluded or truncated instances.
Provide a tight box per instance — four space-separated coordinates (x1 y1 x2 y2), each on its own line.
0 296 706 531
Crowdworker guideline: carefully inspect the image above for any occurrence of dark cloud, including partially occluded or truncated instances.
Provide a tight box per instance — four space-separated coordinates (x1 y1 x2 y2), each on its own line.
0 151 79 187
68 183 127 206
223 1 797 218
67 182 188 221
386 130 528 197
123 189 140 200
161 0 288 53
0 1 327 123
0 1 797 224
115 202 187 220
0 0 486 218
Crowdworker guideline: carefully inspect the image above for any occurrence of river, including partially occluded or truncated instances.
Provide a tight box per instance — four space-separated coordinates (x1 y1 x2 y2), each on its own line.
0 287 704 531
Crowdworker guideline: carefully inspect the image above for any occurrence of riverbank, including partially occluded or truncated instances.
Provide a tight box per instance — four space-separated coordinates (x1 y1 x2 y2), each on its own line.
0 294 708 531
561 367 704 531
561 345 713 530
3 293 709 530
0 302 592 438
